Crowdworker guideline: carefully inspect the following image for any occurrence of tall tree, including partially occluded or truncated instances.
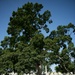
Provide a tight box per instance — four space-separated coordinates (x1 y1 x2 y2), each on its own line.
0 2 52 75
0 2 75 75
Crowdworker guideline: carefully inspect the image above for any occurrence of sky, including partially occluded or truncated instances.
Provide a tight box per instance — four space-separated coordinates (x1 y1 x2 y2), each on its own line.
0 0 75 72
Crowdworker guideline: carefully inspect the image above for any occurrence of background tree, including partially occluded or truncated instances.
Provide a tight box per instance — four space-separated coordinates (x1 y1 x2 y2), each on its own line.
45 23 75 73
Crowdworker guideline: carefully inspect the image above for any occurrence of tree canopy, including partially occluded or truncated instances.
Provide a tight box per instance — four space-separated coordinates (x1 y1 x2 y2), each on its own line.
0 2 75 75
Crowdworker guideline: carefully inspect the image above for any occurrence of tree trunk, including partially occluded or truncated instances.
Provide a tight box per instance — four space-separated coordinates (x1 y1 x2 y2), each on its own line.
36 64 42 75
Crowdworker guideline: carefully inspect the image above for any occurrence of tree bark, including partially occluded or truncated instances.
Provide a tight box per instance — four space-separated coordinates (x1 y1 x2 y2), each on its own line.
36 64 42 75
59 56 69 72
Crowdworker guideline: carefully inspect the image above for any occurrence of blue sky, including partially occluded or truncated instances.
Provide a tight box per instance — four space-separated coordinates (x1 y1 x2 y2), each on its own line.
0 0 75 72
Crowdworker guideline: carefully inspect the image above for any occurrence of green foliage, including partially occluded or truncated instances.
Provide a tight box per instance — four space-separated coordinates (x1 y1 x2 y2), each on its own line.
0 2 52 74
50 23 75 73
7 2 51 43
0 2 75 74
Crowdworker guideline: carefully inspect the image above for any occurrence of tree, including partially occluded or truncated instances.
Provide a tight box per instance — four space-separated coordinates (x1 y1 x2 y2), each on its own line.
0 2 75 75
0 2 52 75
46 23 75 73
